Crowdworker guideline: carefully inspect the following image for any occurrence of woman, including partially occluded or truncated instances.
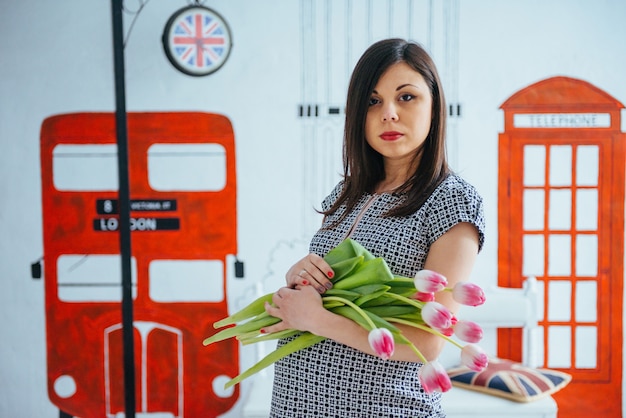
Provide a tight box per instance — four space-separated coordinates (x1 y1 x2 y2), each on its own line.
263 38 485 417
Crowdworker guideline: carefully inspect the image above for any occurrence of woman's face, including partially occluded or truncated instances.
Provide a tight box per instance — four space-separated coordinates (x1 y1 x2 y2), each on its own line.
365 62 433 167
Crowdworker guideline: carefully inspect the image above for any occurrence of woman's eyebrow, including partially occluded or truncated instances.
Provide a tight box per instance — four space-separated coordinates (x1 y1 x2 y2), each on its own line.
372 84 420 95
396 83 419 91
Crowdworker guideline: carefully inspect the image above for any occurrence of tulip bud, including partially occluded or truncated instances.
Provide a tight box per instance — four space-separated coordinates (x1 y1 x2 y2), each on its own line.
368 328 395 360
414 270 448 293
454 320 484 343
421 301 454 331
419 361 452 393
452 282 486 306
413 291 435 302
461 344 489 371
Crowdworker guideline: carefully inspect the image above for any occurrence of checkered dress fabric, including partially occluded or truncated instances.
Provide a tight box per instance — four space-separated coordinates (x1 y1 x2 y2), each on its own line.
270 174 485 417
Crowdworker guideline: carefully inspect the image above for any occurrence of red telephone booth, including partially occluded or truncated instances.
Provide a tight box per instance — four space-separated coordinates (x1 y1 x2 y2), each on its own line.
497 77 625 417
40 112 240 417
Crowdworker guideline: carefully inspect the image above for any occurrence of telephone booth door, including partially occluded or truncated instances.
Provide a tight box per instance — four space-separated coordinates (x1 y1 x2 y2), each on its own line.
497 77 625 417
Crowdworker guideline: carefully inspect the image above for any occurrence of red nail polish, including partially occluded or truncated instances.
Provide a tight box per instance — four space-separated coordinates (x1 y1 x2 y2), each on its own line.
260 328 266 334
302 279 309 285
327 271 334 278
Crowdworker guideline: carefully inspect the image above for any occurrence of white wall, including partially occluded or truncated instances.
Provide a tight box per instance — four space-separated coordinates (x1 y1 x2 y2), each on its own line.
1 0 625 416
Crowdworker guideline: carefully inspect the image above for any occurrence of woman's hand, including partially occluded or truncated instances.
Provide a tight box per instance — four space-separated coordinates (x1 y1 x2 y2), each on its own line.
263 285 325 334
285 253 334 293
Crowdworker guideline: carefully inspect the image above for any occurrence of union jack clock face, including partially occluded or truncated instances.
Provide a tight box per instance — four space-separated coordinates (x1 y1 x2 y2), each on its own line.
162 6 232 76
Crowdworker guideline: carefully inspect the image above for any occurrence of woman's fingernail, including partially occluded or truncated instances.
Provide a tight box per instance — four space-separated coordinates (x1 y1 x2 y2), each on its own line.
325 282 333 289
327 271 334 278
317 286 325 293
260 328 266 334
302 279 309 285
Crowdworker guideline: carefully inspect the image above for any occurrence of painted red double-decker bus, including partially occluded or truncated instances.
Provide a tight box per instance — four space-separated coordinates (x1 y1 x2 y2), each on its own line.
39 112 240 417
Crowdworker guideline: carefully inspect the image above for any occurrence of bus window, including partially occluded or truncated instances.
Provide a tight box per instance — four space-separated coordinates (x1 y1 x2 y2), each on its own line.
57 255 137 302
148 143 226 191
149 259 224 303
53 144 118 191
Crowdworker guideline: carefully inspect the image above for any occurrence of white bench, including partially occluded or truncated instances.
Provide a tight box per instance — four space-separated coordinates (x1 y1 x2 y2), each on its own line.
241 277 556 418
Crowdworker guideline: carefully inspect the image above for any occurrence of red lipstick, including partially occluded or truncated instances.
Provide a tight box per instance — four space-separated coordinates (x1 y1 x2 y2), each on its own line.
380 131 403 141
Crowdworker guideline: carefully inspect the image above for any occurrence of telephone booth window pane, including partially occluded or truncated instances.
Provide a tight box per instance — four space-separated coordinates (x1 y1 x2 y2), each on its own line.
149 260 224 302
576 235 598 277
575 326 597 369
576 145 599 186
549 145 572 186
523 189 545 230
523 234 544 277
53 144 118 191
148 144 226 191
548 326 571 368
549 189 572 230
524 145 546 186
576 189 598 231
57 255 137 302
548 281 571 321
576 281 597 322
548 234 571 276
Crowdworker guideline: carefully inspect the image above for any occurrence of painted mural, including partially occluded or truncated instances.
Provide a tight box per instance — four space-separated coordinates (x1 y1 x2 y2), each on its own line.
497 76 625 417
40 112 240 417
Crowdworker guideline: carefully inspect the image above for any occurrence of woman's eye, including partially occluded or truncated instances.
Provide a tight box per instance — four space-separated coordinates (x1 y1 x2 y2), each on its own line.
399 93 414 102
368 97 380 106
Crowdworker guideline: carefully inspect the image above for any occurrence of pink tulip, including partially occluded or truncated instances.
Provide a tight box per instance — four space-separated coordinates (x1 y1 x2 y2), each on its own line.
414 270 448 293
419 361 452 393
440 326 454 337
452 282 486 306
461 344 489 371
368 328 395 360
454 320 484 343
413 291 435 302
438 315 458 337
421 301 454 331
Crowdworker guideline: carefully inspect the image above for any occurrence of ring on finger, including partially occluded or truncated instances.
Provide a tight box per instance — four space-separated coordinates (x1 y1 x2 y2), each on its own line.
298 269 307 277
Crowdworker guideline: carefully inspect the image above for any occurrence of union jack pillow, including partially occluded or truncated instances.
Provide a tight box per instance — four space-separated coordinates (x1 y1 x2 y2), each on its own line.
446 357 572 402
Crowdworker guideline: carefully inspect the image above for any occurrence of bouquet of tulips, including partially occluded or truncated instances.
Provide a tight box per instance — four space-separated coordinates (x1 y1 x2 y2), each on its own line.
204 238 488 392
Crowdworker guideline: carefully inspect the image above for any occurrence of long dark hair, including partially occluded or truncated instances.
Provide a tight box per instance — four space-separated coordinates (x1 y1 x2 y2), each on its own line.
322 38 450 221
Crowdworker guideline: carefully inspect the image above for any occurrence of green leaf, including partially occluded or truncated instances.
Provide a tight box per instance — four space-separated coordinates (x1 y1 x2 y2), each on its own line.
322 300 348 309
363 305 417 318
353 285 391 306
323 239 360 265
323 238 376 267
350 284 390 295
347 238 376 261
225 332 325 389
358 295 408 308
238 329 301 345
213 292 274 328
204 314 280 346
323 288 361 301
332 258 394 290
327 255 364 282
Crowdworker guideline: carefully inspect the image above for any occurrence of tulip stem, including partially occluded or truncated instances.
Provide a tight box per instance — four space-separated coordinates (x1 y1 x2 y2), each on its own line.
385 317 464 349
323 296 377 330
383 292 425 309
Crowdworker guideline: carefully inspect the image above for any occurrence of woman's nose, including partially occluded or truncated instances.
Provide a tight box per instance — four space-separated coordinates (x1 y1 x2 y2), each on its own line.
382 104 398 121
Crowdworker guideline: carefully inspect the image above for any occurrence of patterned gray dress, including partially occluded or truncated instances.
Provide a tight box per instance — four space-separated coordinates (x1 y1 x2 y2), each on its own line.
270 174 485 417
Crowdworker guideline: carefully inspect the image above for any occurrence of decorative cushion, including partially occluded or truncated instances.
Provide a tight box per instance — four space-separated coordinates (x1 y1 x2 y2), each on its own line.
446 357 572 402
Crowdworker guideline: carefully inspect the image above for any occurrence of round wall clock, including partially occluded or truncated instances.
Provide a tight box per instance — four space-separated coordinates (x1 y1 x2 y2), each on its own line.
162 6 233 77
